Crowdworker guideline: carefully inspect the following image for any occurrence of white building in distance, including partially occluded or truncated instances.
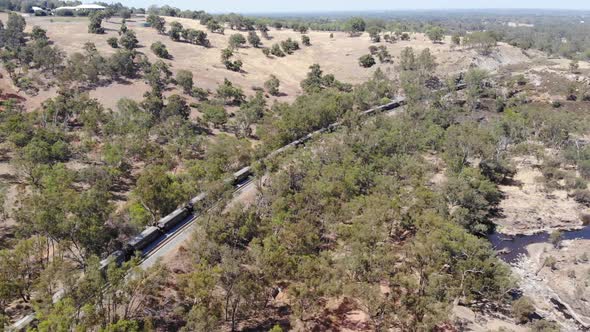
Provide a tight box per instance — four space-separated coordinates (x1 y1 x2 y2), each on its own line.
54 4 106 12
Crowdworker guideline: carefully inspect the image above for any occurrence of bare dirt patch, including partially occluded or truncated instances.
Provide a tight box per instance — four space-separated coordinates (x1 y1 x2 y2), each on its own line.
495 157 588 235
452 304 528 332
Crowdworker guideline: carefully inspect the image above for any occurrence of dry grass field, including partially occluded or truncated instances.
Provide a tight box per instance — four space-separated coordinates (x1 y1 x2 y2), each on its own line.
0 13 535 111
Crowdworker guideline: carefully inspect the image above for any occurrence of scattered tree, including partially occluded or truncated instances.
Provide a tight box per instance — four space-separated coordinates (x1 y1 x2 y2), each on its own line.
176 70 194 95
201 102 228 128
88 12 105 34
359 54 376 68
107 37 119 48
264 75 280 96
426 26 445 43
147 13 166 34
151 41 171 59
229 33 247 49
169 21 184 41
302 35 311 46
367 26 381 42
345 17 366 36
247 31 261 48
119 29 139 50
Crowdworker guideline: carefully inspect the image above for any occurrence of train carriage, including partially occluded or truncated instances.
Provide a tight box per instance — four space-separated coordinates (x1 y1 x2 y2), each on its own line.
157 207 191 232
127 226 162 252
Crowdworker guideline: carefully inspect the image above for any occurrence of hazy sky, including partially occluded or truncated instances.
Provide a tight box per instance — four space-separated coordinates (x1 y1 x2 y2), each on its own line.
119 0 590 13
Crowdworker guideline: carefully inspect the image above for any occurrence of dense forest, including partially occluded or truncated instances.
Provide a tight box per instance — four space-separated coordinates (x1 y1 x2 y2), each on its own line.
1 1 590 331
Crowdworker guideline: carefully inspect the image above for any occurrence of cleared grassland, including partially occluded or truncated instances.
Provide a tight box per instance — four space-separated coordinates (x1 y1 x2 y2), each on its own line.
0 13 534 111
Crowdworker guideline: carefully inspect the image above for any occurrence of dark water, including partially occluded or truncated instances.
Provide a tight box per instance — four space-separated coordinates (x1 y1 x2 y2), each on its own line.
488 226 590 264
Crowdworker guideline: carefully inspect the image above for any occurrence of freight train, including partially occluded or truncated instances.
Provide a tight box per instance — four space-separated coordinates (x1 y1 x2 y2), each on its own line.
98 96 414 274
99 166 252 273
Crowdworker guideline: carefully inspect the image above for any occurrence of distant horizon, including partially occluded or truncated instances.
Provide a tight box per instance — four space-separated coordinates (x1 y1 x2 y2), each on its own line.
117 0 590 14
227 8 590 16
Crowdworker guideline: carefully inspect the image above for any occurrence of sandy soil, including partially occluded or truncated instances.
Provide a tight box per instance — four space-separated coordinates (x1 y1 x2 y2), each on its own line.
224 176 264 211
0 13 535 113
495 156 588 235
453 304 528 332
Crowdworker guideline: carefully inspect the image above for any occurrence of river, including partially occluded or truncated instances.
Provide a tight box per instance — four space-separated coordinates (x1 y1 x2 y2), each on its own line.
489 225 590 264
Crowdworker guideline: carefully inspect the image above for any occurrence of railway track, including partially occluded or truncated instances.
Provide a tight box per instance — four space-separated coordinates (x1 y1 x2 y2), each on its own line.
7 178 255 332
11 86 466 330
139 178 255 269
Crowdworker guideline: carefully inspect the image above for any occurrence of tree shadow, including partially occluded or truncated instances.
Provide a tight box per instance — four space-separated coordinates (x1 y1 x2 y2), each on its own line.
0 172 18 183
242 305 292 332
0 227 16 251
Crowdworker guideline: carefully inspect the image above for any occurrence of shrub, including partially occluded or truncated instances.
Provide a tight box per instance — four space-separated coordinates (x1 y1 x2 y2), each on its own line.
151 41 170 59
515 74 527 86
229 33 247 49
262 48 271 57
162 94 190 120
220 48 242 72
301 35 311 46
544 256 557 270
176 70 193 94
570 60 580 73
107 37 118 48
530 320 560 332
216 79 245 105
573 189 590 207
201 103 228 128
579 160 590 179
564 174 587 190
464 31 498 55
549 230 563 248
224 59 243 72
191 87 210 101
426 26 444 43
119 30 139 50
168 21 183 41
512 297 535 324
264 75 280 96
359 54 376 68
247 31 261 48
88 12 104 34
376 45 392 63
270 44 285 57
479 159 516 184
367 26 381 42
280 38 299 54
183 29 210 46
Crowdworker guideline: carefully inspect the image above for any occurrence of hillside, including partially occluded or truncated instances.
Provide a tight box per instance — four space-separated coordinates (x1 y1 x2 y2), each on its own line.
0 13 535 111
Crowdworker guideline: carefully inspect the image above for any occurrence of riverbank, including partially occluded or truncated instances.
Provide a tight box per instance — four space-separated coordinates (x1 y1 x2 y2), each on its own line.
494 157 588 236
510 239 590 331
485 154 590 330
